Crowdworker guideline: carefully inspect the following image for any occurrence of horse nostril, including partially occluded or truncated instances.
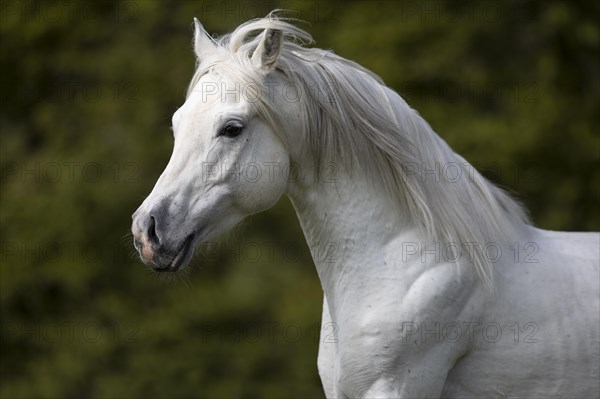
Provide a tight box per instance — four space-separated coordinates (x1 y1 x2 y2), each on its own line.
147 216 160 247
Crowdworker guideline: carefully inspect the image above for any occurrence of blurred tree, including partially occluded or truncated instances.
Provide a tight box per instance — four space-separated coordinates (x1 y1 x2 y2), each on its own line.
0 0 598 398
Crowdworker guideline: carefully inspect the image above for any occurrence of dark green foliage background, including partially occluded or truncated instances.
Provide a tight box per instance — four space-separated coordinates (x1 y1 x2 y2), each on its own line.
1 0 598 397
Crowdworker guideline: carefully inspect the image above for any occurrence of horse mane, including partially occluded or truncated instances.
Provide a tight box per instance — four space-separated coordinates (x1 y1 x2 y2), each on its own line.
187 12 531 288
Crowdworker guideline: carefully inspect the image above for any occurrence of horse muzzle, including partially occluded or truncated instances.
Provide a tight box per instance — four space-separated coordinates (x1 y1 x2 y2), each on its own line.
131 210 196 272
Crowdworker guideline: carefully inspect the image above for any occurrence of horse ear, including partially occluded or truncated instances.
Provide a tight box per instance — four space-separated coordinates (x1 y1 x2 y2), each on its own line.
252 29 283 72
193 18 215 63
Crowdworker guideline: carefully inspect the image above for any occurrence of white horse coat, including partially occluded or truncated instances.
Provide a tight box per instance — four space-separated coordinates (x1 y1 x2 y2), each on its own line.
132 14 600 398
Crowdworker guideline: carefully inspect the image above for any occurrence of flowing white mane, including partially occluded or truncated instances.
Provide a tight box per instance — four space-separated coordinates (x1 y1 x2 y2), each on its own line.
187 13 530 287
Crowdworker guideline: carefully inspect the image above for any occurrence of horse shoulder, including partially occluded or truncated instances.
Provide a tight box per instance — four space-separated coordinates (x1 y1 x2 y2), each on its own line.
333 260 487 397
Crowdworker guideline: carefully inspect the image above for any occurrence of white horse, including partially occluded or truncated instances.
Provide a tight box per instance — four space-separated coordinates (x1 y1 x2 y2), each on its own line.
132 14 600 398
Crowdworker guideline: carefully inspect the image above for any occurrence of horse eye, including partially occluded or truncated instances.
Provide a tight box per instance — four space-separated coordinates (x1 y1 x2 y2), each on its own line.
219 123 243 138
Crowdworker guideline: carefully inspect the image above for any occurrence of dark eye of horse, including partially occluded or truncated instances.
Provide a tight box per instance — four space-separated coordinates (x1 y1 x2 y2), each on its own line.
220 123 243 138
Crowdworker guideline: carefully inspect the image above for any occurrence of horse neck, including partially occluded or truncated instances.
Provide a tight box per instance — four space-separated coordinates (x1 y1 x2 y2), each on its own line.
277 71 529 300
286 160 426 299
